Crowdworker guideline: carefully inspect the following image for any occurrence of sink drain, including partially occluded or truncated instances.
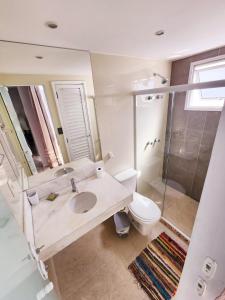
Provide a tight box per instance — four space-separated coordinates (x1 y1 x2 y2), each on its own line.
82 209 89 213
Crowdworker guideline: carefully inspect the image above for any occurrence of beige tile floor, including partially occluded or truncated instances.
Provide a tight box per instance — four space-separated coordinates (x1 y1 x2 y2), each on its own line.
163 186 199 237
47 218 188 300
139 179 199 237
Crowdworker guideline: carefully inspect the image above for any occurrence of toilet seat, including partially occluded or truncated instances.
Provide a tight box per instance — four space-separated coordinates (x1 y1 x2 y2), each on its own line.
128 192 161 222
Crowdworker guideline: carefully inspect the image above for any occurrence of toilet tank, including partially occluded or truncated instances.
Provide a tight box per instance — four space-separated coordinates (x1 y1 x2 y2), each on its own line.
114 168 138 193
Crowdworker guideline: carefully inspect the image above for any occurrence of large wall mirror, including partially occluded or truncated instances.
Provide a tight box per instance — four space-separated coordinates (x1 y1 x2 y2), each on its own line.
0 41 101 177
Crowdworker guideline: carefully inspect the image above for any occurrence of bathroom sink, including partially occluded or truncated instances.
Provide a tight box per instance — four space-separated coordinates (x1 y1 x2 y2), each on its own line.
70 192 97 214
55 167 74 177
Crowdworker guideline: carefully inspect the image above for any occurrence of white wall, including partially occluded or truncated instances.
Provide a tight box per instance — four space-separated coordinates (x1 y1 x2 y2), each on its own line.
175 107 225 299
91 53 171 175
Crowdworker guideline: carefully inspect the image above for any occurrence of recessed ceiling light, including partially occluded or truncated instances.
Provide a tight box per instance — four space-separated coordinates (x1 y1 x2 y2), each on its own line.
155 30 165 36
46 21 58 29
35 56 43 59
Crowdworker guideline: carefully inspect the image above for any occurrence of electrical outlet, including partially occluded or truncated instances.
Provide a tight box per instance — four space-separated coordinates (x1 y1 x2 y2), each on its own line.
202 257 217 279
196 277 207 296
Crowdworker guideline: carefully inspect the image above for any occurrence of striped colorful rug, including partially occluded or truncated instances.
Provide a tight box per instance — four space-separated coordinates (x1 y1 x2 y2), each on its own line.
128 232 187 300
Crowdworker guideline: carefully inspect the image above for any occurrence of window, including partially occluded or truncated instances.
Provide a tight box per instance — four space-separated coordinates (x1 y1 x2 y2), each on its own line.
185 56 225 111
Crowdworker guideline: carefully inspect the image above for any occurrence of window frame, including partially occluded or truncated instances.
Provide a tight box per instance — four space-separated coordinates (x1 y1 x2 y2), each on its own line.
185 55 225 111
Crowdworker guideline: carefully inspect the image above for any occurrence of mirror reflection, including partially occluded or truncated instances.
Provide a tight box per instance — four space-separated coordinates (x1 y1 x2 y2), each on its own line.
0 41 101 179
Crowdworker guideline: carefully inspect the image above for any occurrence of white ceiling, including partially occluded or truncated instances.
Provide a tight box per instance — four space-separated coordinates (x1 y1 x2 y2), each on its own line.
0 42 92 75
1 0 225 60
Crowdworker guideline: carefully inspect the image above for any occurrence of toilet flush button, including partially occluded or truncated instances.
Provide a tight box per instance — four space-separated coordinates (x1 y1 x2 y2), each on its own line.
196 277 207 296
202 257 217 279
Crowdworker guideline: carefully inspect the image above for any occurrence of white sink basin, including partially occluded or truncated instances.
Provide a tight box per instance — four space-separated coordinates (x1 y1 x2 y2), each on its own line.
55 167 74 177
70 192 97 214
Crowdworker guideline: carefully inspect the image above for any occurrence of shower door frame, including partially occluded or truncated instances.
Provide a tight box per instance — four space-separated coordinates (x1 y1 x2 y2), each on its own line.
133 79 225 237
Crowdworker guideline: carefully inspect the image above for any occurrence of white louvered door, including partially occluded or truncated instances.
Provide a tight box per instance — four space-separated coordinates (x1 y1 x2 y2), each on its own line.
54 83 94 161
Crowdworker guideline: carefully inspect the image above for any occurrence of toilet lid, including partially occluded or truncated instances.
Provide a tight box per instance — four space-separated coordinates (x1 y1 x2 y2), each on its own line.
129 192 161 222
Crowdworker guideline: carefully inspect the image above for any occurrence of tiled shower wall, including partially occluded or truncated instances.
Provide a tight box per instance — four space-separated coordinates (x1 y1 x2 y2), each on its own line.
164 47 225 201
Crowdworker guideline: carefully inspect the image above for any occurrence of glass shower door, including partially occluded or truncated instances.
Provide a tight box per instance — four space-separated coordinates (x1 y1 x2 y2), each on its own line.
163 90 222 237
0 193 58 300
135 81 224 238
135 92 170 211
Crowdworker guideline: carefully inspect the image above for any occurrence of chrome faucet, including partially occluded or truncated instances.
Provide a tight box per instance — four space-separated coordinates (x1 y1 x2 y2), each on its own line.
71 178 78 193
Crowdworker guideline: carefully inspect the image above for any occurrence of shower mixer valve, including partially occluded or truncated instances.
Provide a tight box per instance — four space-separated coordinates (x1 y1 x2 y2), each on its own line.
144 138 160 150
152 138 160 146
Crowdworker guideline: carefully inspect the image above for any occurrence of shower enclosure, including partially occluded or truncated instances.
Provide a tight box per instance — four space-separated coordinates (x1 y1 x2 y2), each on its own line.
134 79 225 237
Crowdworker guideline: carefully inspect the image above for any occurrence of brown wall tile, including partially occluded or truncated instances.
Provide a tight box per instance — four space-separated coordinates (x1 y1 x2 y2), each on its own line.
164 46 223 201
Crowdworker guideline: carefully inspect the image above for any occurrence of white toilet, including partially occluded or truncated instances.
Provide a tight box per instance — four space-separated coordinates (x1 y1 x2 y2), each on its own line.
114 168 161 235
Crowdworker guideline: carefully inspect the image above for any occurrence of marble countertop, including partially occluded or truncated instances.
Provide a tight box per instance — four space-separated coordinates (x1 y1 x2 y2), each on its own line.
32 172 132 261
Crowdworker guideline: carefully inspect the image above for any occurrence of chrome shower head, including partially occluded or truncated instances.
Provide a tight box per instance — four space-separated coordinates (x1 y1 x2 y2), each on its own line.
153 72 168 85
